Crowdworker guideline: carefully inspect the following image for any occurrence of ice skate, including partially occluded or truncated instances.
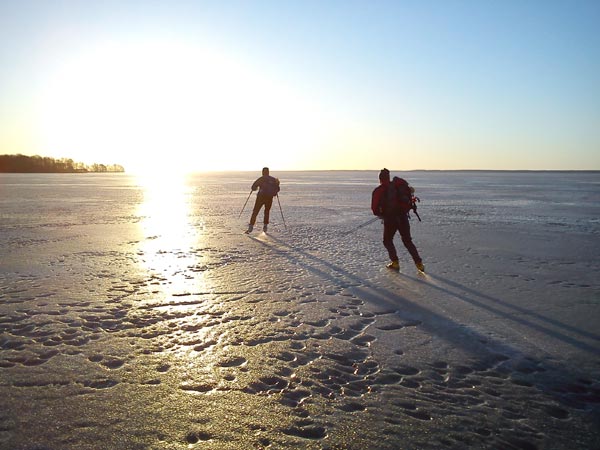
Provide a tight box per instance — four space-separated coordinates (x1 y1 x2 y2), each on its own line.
386 260 400 271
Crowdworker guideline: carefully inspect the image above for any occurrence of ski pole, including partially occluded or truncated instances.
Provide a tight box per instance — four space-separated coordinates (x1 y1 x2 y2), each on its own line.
238 190 253 219
276 194 287 229
342 217 380 235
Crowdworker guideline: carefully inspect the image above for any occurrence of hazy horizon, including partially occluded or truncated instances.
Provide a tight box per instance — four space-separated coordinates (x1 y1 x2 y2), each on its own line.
3 159 600 174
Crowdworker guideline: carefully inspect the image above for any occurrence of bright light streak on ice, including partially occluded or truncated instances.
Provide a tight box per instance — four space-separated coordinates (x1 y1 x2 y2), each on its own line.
136 173 208 297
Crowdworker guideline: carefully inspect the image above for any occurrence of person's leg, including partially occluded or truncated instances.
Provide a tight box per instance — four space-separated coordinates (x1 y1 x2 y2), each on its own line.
263 196 273 224
383 218 399 262
397 214 422 264
249 197 265 226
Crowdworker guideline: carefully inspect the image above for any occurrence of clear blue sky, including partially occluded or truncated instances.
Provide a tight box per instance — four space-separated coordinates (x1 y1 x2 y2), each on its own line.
1 0 598 171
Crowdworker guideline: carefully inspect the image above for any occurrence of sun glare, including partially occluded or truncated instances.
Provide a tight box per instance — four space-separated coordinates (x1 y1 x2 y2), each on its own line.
136 171 209 295
34 37 330 173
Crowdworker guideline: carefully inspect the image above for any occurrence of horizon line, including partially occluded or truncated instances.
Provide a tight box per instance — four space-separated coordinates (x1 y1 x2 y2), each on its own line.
180 169 600 173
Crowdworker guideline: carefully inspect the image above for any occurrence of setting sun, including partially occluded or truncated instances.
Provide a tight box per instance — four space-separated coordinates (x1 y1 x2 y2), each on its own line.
3 1 598 172
34 37 331 174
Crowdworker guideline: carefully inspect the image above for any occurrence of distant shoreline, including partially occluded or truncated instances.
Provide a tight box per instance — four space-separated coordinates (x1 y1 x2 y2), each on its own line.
0 154 124 173
0 170 126 174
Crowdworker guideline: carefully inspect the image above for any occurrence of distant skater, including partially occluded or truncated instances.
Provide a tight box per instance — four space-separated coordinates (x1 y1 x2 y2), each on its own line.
246 167 280 233
371 168 424 272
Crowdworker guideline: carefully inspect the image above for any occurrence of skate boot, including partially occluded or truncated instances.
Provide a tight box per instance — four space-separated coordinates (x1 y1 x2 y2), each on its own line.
386 260 400 271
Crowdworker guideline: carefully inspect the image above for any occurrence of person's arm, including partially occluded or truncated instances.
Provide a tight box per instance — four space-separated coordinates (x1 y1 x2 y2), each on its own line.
251 177 262 191
371 187 383 216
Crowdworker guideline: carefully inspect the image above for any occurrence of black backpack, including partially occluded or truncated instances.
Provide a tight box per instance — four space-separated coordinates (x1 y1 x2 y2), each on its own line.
392 176 421 220
261 177 280 197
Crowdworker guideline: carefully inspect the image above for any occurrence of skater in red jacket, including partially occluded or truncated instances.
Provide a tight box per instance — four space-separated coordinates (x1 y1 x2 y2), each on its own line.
371 168 424 272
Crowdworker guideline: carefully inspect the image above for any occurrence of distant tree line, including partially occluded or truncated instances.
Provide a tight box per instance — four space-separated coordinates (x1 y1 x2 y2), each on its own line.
0 154 125 173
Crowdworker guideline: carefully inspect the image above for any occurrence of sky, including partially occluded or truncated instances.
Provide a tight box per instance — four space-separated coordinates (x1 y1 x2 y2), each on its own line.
0 0 599 173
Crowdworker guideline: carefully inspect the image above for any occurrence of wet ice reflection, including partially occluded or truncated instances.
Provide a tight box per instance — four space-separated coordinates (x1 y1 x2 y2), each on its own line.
136 173 208 296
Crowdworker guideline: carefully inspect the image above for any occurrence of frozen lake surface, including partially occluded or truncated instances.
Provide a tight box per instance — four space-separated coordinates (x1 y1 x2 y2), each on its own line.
1 171 599 449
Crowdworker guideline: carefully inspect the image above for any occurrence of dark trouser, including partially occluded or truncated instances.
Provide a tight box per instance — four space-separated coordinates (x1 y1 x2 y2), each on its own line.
383 214 422 264
250 193 274 225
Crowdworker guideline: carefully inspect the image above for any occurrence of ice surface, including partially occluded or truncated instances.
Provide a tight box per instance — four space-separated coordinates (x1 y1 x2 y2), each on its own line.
1 171 599 449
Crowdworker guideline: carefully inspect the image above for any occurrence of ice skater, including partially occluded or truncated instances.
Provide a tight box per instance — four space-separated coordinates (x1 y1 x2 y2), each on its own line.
371 168 424 272
246 167 280 233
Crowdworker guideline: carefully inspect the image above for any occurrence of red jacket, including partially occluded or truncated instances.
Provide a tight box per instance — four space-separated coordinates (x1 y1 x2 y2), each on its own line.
372 178 412 216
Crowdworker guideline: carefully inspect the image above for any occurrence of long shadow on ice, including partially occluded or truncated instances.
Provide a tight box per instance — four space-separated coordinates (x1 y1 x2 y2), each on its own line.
257 234 520 356
251 234 600 414
417 273 600 356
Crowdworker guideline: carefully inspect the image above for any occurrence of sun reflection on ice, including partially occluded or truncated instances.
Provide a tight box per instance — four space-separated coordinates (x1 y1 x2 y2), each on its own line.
136 172 208 297
133 173 234 369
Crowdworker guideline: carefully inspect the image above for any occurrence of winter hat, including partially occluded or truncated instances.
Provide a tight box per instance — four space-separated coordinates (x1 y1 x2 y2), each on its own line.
379 168 390 181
